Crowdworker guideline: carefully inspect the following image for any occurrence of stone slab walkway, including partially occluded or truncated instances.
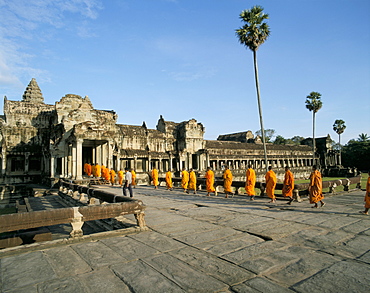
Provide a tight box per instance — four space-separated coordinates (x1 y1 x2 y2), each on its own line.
1 186 370 292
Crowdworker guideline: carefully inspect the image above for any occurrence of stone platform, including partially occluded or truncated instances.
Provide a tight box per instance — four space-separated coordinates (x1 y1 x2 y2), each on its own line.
1 186 369 292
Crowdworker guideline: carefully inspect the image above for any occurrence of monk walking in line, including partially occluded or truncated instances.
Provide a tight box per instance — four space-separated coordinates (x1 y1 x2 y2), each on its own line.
131 169 136 188
223 165 233 198
309 165 325 208
181 167 189 193
282 166 294 205
205 167 217 196
84 163 92 177
118 169 124 186
245 164 256 200
165 169 173 191
360 170 370 215
110 169 116 185
265 166 277 203
151 168 159 189
188 168 197 194
95 164 101 178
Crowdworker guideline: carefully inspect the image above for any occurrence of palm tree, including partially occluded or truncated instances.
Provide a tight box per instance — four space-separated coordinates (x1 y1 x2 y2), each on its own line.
333 119 346 145
305 92 323 164
358 133 370 142
236 5 270 172
333 119 346 165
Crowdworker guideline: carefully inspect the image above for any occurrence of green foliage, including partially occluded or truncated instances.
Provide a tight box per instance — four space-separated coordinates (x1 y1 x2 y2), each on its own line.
291 135 305 145
274 135 286 145
333 119 346 135
305 92 323 113
236 5 270 52
255 128 275 142
342 139 370 171
358 133 370 142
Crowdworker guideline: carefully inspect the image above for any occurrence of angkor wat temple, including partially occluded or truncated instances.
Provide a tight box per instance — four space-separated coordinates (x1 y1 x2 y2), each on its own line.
0 78 339 186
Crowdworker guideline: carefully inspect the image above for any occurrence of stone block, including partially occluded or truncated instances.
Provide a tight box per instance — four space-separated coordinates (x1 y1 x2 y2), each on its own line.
292 260 370 292
0 251 56 291
101 235 159 261
44 246 92 278
168 246 255 285
71 240 126 269
142 253 228 292
111 259 185 293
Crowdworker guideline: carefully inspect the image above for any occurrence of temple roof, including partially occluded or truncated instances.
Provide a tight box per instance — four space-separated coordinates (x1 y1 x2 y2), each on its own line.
22 78 44 103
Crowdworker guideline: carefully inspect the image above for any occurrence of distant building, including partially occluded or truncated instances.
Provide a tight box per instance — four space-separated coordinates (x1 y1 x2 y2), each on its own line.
0 78 338 185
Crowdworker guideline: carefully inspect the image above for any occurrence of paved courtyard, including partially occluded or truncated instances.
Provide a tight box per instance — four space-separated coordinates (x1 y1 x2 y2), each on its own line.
1 186 370 292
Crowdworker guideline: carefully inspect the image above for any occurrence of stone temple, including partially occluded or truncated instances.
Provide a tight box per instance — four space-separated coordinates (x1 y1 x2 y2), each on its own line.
0 78 339 187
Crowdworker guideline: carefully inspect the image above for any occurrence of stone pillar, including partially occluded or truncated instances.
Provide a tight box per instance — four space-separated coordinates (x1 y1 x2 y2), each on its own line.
76 139 83 180
107 141 113 169
1 148 6 175
50 156 55 178
72 143 77 179
96 144 102 165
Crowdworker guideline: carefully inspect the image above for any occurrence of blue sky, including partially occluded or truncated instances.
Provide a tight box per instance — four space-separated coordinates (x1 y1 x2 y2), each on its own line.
1 0 369 144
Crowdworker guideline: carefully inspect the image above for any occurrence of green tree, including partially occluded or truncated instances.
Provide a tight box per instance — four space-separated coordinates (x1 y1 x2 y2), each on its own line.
342 138 370 171
274 135 286 145
255 128 276 143
333 119 346 146
290 136 305 145
358 133 370 142
305 92 323 164
236 5 270 171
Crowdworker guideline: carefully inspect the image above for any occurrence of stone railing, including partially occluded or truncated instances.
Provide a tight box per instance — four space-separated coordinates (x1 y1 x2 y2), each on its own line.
0 180 146 243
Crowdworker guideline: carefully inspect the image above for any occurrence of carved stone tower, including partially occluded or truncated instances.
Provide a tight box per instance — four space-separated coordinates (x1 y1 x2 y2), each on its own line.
22 78 44 103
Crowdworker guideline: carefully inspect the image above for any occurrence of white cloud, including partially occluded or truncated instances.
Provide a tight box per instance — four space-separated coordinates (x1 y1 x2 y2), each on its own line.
0 0 103 88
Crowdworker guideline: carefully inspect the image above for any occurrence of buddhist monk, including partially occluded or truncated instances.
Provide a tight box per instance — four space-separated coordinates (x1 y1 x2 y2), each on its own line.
360 170 370 215
165 169 173 191
95 164 101 178
223 165 233 198
91 163 96 177
282 166 294 205
309 165 325 208
245 164 256 200
152 168 159 189
188 168 197 194
205 167 217 196
181 168 189 193
110 169 116 185
118 170 124 186
103 167 110 181
131 169 136 188
84 163 92 177
265 166 277 203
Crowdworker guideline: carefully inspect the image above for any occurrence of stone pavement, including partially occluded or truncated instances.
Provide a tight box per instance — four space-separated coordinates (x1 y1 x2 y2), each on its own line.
1 186 370 292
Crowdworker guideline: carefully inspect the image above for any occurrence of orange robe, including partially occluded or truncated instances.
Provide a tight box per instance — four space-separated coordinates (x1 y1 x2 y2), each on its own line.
223 169 233 193
245 168 256 196
152 169 159 186
282 170 294 197
110 170 116 184
118 170 124 186
205 170 215 193
188 171 197 191
103 168 110 181
95 165 101 178
364 176 370 209
92 165 96 177
165 171 173 189
84 163 92 176
309 170 324 204
265 170 277 199
131 170 136 187
181 170 189 189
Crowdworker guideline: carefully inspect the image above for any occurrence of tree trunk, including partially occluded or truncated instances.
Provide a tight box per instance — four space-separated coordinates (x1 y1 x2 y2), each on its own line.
253 50 268 172
312 111 316 165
